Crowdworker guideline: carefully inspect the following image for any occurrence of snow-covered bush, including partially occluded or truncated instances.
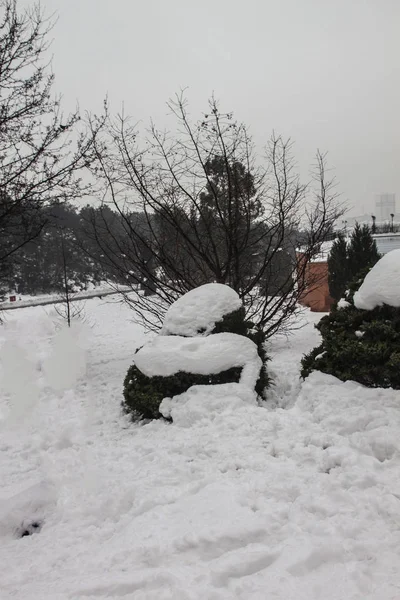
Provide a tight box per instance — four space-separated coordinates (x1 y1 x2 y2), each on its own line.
123 364 243 420
302 250 400 389
161 283 242 337
123 284 269 420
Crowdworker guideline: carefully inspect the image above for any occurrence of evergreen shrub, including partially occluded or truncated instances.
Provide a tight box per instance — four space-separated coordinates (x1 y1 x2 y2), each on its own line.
301 272 400 389
122 292 270 421
123 364 242 420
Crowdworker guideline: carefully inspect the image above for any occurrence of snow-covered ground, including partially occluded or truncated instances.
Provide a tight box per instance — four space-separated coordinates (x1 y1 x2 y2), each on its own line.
1 297 400 600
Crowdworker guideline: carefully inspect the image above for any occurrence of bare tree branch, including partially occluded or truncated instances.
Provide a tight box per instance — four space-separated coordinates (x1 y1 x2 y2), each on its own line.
84 95 344 337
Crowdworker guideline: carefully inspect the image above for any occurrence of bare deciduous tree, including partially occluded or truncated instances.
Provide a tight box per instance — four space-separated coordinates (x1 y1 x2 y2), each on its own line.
0 0 104 279
85 94 343 337
53 228 86 327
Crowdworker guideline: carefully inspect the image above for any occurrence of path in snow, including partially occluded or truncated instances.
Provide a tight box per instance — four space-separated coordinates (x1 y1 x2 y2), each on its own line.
267 309 322 408
0 299 400 599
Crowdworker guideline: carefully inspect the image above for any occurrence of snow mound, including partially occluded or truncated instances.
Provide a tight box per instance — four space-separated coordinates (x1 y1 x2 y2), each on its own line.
134 332 261 389
160 383 258 427
354 249 400 310
161 283 242 336
0 480 56 539
0 341 40 422
43 324 87 391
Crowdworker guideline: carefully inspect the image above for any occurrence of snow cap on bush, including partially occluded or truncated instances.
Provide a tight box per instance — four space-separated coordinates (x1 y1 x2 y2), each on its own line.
134 333 262 390
354 249 400 310
161 283 242 336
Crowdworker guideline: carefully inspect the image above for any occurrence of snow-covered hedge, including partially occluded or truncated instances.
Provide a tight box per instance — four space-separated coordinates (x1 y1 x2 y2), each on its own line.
301 251 400 389
134 333 261 388
123 284 269 420
123 364 244 421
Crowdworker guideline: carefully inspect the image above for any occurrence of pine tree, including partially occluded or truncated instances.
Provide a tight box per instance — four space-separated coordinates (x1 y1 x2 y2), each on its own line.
347 224 380 282
327 233 349 300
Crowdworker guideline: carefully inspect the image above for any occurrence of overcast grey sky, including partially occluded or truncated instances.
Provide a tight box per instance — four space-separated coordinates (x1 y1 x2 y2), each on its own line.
31 0 400 216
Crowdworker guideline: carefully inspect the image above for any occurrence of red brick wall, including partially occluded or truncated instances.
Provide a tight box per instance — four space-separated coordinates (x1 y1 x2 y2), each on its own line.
297 256 334 312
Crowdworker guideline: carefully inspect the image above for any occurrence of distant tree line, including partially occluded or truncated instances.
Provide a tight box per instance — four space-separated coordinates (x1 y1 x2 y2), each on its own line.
1 202 152 296
2 203 95 295
3 198 302 302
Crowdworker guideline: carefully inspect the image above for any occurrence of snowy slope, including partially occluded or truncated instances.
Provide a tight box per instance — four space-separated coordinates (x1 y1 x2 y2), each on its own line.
1 298 400 599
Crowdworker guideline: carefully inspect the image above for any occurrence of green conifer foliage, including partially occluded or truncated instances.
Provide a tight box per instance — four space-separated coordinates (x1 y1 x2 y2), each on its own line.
327 225 380 303
328 233 349 300
347 224 380 282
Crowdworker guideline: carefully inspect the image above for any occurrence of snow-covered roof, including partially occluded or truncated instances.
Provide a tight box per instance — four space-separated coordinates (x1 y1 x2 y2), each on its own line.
311 240 335 263
372 232 400 237
373 232 400 256
300 232 400 264
134 332 261 389
354 249 400 310
161 283 242 337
